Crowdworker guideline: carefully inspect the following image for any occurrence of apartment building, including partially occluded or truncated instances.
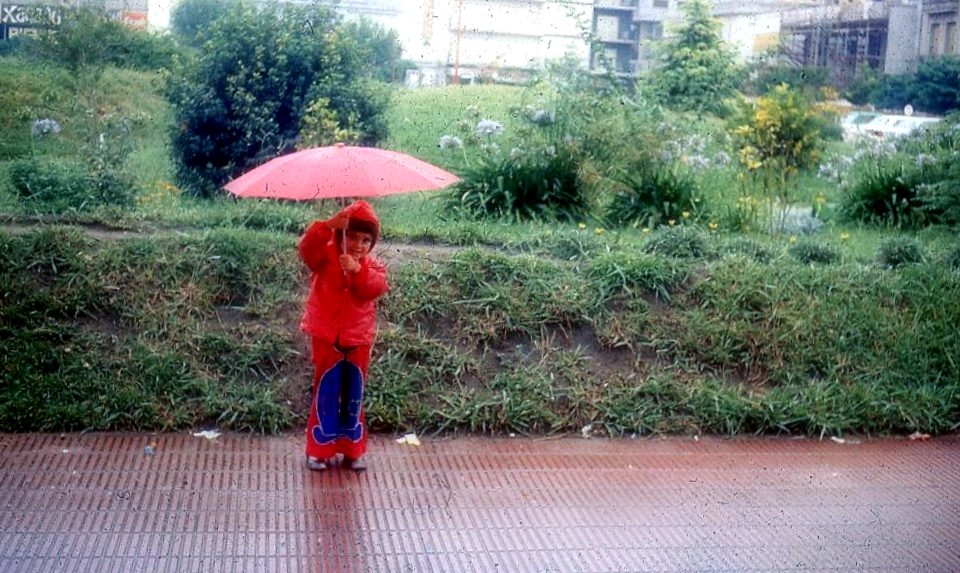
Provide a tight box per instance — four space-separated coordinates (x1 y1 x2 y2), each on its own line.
780 0 960 84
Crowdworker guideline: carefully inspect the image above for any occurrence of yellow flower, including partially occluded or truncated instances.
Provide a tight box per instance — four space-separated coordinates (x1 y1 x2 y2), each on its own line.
667 219 676 226
594 227 604 235
642 227 651 234
708 222 718 231
681 211 690 219
840 232 850 241
578 222 586 229
789 235 797 243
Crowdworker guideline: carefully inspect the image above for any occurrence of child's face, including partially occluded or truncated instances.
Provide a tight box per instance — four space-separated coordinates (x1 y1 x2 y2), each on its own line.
344 230 374 259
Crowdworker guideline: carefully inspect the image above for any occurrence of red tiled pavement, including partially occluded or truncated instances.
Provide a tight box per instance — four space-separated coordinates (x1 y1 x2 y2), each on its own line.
1 432 958 572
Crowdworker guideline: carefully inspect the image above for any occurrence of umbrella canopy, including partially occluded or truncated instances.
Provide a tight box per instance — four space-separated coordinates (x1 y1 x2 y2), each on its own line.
223 144 460 200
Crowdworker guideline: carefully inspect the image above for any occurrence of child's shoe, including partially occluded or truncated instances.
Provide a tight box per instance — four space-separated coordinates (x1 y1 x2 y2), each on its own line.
343 456 367 471
306 457 328 471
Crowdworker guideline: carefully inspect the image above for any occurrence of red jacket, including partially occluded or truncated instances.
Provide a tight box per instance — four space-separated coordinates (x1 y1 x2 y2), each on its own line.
298 201 389 347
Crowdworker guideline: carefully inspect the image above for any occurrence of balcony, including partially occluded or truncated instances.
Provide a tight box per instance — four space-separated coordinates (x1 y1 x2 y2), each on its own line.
595 0 639 13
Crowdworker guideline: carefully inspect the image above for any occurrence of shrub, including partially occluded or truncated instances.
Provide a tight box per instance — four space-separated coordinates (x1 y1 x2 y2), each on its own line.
876 237 927 268
787 239 839 265
8 155 136 213
605 163 702 229
946 244 960 272
166 2 395 196
641 225 712 259
729 84 824 233
9 157 93 211
445 144 588 222
839 161 922 227
719 237 776 263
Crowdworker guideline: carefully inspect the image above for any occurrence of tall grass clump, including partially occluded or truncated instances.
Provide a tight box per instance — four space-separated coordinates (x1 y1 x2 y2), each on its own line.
657 259 960 389
876 236 927 268
383 248 593 345
839 114 960 227
641 225 713 259
0 227 303 433
605 162 703 228
787 239 840 265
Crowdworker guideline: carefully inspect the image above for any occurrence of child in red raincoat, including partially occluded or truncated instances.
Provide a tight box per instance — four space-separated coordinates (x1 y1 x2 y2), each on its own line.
298 200 389 471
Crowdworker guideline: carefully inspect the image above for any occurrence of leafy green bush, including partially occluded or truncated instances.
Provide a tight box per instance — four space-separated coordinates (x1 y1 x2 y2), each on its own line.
946 244 960 272
585 251 688 301
605 163 702 228
877 236 927 268
848 56 960 114
839 161 922 227
8 156 136 212
719 236 776 263
641 225 712 259
745 64 830 98
647 0 742 115
167 1 395 196
787 239 839 265
9 157 93 211
445 144 588 222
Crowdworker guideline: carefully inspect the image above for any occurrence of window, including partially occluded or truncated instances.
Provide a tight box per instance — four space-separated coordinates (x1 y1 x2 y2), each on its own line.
930 22 943 55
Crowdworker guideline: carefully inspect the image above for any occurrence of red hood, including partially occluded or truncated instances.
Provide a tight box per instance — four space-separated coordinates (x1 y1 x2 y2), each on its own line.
340 200 380 245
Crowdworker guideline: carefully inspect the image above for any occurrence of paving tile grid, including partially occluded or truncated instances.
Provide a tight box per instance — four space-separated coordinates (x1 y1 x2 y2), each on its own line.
1 432 958 572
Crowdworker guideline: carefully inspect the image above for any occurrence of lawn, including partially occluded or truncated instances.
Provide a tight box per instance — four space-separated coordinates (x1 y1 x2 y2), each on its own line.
1 56 958 439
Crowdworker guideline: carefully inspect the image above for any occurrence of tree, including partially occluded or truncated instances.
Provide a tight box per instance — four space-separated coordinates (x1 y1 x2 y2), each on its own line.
170 0 231 48
913 56 960 115
730 84 823 232
646 0 741 115
341 18 407 84
166 1 395 196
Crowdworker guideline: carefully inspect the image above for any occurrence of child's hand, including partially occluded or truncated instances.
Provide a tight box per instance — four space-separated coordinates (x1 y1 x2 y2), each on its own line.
339 254 361 273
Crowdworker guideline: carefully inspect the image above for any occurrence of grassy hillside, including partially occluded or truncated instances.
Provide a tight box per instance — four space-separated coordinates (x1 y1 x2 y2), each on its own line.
1 59 959 438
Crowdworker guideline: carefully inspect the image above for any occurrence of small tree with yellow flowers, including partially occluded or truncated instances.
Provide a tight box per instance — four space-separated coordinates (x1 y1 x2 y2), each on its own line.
729 84 823 233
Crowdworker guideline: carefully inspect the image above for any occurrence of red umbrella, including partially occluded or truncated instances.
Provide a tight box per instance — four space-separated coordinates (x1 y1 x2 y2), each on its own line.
223 143 460 200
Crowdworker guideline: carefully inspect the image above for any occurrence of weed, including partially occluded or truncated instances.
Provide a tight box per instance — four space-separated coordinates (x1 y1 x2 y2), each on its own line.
876 236 927 268
641 225 712 259
787 239 840 265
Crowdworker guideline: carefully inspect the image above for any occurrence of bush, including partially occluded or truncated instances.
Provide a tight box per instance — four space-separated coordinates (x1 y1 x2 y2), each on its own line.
8 156 136 213
946 244 960 272
787 239 839 265
641 225 712 259
839 162 923 227
9 157 92 210
877 237 927 268
746 64 830 97
166 1 395 196
605 163 702 229
445 144 588 222
719 237 776 263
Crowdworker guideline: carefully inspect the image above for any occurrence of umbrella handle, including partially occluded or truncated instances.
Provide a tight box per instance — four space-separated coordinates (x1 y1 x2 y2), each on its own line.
341 226 349 276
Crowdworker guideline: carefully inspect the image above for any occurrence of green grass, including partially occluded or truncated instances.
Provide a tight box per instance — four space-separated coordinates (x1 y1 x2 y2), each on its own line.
386 84 526 170
2 58 959 438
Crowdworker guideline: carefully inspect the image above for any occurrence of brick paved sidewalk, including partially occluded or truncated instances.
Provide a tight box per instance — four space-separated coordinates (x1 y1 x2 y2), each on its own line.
1 432 958 572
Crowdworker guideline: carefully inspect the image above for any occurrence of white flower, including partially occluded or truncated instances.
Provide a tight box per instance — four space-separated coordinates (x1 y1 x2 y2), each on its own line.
438 135 463 150
31 118 61 137
475 119 504 137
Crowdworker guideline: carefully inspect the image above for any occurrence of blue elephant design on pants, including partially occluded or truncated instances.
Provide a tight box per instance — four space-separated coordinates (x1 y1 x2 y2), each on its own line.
312 359 364 444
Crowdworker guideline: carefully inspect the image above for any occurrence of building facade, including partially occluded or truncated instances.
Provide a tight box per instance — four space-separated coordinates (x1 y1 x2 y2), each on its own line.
7 0 954 85
780 0 960 84
0 0 148 39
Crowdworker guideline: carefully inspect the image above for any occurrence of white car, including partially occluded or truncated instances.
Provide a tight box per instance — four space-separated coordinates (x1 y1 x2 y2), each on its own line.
856 114 941 141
